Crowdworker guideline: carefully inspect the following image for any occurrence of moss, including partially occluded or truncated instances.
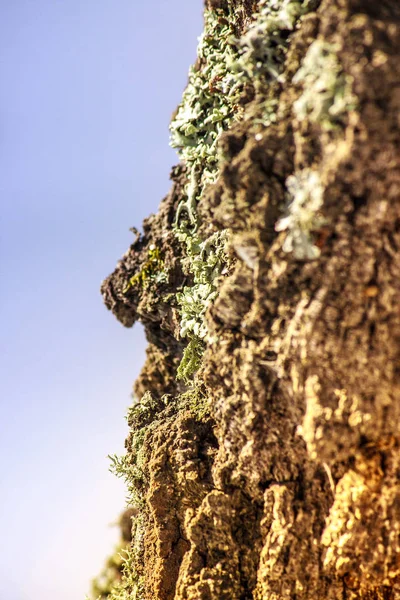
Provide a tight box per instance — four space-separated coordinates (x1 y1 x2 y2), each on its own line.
184 384 211 421
102 394 169 600
97 386 211 599
123 246 166 294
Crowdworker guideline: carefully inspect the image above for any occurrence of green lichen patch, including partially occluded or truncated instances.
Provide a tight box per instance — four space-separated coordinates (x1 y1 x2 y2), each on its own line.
231 0 319 89
275 168 326 259
89 507 144 600
170 9 240 211
90 545 145 600
170 1 320 379
176 336 205 383
109 392 172 507
90 544 126 600
293 39 357 129
175 228 228 379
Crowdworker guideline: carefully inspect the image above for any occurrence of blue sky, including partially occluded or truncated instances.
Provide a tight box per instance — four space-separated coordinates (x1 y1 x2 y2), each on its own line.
0 1 202 598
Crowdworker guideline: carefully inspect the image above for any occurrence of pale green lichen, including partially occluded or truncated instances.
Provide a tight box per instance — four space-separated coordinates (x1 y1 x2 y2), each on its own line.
109 448 145 510
275 168 326 259
90 544 127 599
176 229 228 339
275 39 356 259
171 1 319 379
90 545 145 600
176 336 205 383
231 0 319 86
89 510 146 600
293 39 357 129
170 8 238 379
170 9 239 207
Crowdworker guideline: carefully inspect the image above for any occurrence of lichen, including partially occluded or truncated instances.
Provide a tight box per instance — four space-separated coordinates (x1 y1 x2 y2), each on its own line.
176 336 205 382
90 544 127 600
173 227 229 380
89 507 145 600
275 168 326 259
293 39 357 129
274 40 357 259
231 0 319 88
169 9 239 379
170 1 319 378
90 545 145 600
169 9 239 206
109 392 155 508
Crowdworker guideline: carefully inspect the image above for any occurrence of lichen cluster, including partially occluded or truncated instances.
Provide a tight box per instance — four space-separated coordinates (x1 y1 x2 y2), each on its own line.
293 39 356 129
90 545 145 600
171 0 319 379
232 0 319 85
275 40 356 260
275 168 326 259
170 9 239 380
89 507 145 600
97 0 400 596
109 391 158 508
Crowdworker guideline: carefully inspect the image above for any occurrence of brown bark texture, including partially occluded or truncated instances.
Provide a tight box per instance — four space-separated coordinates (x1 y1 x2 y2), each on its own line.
100 0 400 598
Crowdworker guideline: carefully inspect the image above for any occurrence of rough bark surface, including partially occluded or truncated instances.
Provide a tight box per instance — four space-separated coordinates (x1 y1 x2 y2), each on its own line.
100 1 400 599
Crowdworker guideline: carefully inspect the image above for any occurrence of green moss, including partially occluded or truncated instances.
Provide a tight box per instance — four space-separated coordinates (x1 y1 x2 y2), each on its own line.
183 385 211 421
89 507 146 600
123 246 166 294
98 385 211 600
103 394 168 600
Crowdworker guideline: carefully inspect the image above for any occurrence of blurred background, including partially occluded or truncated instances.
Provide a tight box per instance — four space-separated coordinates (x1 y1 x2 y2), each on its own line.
0 1 202 598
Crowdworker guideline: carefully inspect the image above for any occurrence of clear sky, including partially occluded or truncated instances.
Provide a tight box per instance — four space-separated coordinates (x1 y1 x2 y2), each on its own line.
0 1 202 598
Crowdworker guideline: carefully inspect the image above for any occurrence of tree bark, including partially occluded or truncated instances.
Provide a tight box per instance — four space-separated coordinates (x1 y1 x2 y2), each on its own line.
100 1 400 598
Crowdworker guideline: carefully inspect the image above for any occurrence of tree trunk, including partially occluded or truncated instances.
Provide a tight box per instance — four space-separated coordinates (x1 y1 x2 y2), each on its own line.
100 1 400 598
